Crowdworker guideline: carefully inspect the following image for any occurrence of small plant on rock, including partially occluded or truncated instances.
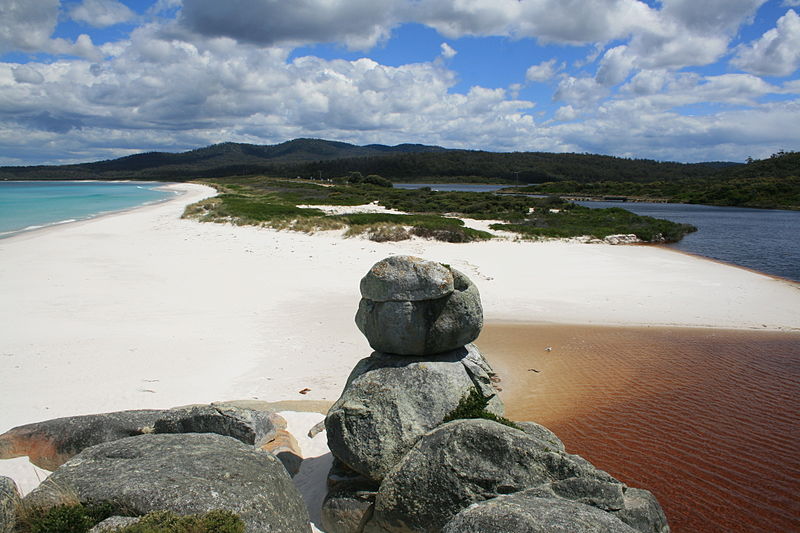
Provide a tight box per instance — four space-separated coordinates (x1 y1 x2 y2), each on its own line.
443 388 519 429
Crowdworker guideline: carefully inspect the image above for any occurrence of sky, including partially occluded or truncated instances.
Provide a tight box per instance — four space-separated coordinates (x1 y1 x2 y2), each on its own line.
1 0 799 166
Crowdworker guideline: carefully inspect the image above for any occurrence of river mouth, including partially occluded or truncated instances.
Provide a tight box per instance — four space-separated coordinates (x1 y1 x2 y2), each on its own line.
477 322 800 533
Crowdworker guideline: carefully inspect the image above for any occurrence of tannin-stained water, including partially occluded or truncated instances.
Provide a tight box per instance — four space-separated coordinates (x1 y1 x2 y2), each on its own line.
477 323 800 533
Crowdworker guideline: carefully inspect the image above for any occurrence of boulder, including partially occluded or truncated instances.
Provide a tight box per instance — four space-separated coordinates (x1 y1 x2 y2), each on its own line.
614 488 670 533
0 477 19 533
0 405 278 470
369 419 632 532
516 422 566 453
24 433 310 533
440 491 638 533
89 516 141 532
355 256 483 355
321 461 378 533
325 345 502 482
360 255 453 302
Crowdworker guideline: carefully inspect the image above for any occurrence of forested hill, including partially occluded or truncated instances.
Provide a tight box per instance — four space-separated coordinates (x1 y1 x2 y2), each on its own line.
0 138 731 182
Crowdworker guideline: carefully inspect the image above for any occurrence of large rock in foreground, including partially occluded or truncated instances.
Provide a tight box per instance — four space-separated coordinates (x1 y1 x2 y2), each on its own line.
25 433 310 533
0 405 279 470
326 345 503 482
441 492 638 533
0 477 18 533
355 256 483 355
369 419 667 533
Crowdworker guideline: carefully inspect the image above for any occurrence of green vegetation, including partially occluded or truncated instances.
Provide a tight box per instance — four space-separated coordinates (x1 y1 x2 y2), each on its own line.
117 510 244 533
181 175 695 243
443 388 519 429
14 503 244 533
507 151 800 210
16 503 118 533
491 206 697 242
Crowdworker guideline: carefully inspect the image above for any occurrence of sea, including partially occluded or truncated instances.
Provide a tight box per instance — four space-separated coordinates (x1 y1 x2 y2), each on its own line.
0 181 176 238
395 183 800 282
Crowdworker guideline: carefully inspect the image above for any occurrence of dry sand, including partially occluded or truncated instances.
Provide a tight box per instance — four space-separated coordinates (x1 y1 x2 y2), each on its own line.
1 182 799 524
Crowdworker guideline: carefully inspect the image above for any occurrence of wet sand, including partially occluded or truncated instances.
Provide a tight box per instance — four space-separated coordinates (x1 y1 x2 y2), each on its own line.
477 323 800 533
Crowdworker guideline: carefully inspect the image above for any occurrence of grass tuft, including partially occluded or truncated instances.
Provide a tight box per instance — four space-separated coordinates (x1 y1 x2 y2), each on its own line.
443 388 519 429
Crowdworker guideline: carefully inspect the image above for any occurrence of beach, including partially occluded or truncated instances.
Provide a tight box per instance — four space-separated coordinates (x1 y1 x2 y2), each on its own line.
1 182 799 531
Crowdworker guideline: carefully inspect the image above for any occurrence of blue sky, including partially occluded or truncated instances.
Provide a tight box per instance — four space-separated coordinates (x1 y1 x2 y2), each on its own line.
1 0 799 165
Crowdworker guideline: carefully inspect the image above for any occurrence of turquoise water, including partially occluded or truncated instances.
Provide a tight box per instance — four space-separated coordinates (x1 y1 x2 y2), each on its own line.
0 181 176 238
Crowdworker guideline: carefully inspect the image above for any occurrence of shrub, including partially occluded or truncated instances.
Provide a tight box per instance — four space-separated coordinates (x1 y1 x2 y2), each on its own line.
443 388 518 429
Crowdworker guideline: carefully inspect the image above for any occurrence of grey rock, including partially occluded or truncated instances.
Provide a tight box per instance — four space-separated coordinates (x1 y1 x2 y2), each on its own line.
441 491 638 533
359 256 453 302
153 405 278 446
550 477 625 511
516 422 566 452
0 476 19 533
370 419 623 532
325 345 502 482
321 465 378 533
25 433 310 533
613 488 670 533
0 405 278 470
89 516 141 532
355 259 483 355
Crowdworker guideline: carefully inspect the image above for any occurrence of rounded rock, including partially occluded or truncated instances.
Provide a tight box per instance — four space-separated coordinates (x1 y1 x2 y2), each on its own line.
355 257 483 355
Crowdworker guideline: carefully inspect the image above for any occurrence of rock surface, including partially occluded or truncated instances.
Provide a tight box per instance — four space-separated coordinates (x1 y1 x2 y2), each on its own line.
321 461 378 533
440 491 638 533
89 516 141 532
370 419 633 532
0 405 278 470
355 256 483 355
326 345 502 482
261 428 304 477
0 476 19 533
24 433 310 533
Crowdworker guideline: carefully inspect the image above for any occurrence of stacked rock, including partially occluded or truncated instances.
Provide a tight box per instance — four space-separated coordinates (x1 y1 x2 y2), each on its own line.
323 256 670 533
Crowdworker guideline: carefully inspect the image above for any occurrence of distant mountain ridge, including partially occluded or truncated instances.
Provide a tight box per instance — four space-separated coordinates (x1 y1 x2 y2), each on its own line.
0 137 739 183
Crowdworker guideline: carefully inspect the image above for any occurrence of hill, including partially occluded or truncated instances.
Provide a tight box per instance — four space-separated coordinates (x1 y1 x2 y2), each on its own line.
0 138 728 183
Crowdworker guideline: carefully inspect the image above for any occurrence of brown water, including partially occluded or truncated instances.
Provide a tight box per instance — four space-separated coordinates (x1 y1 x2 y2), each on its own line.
476 323 800 533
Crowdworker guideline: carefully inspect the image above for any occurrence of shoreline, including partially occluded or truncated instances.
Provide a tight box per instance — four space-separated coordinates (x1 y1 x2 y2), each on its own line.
0 181 194 241
2 182 799 509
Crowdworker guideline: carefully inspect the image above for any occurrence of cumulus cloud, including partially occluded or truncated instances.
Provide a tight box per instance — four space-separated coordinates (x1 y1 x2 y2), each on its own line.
412 0 657 44
596 46 635 86
732 9 800 77
69 0 136 28
178 0 398 50
0 0 103 59
0 0 60 53
440 42 457 59
12 65 45 84
526 59 561 83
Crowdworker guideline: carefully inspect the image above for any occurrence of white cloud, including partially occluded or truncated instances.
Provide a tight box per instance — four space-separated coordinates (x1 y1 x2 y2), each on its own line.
0 0 60 53
784 0 800 6
596 46 635 86
526 59 561 83
0 0 103 59
69 0 136 28
412 0 657 44
732 9 800 77
554 76 608 106
440 42 457 59
12 65 45 84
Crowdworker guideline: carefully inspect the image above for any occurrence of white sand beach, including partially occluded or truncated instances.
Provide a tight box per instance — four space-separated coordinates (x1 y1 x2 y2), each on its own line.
1 182 799 512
